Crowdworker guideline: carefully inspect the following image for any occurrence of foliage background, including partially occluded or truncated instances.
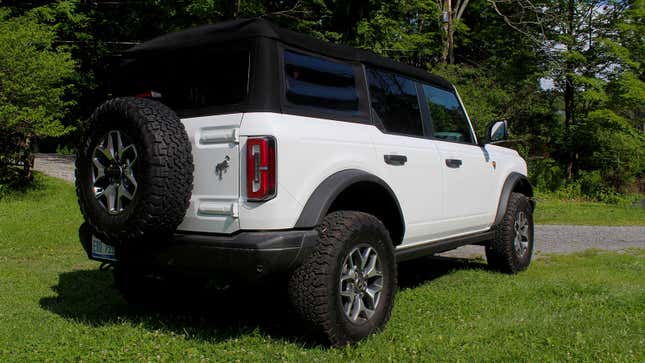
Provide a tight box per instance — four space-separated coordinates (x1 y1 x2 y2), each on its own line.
0 0 643 199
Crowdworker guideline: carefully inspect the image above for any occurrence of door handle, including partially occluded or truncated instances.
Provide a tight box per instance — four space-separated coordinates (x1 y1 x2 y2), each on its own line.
445 159 462 168
384 154 407 166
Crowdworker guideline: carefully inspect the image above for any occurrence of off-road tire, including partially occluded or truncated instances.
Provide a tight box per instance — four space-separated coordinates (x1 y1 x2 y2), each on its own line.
288 211 397 347
486 192 534 273
76 97 193 245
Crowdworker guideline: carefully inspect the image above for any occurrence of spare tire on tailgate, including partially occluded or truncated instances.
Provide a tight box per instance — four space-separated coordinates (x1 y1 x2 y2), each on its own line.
75 97 193 245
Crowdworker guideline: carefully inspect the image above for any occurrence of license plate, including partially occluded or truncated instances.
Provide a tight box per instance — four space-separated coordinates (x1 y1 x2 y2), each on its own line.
91 236 118 261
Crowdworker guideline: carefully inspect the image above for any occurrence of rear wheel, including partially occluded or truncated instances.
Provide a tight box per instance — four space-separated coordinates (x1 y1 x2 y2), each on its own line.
288 211 397 346
486 192 534 273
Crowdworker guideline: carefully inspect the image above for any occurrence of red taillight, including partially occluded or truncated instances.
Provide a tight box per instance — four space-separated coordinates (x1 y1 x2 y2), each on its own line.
135 91 162 99
246 136 276 201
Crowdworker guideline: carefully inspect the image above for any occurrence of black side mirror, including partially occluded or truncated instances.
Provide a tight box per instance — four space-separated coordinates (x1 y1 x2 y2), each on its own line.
486 120 508 144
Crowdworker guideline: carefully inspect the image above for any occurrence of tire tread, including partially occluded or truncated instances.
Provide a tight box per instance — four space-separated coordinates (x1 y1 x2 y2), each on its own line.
486 192 533 273
289 211 396 346
75 97 193 244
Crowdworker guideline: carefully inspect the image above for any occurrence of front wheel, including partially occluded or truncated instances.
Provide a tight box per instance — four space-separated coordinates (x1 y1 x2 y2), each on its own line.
288 211 397 346
486 192 534 273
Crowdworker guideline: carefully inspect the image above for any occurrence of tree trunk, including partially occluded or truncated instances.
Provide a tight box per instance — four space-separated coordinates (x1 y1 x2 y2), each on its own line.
230 0 240 19
564 69 575 170
564 0 575 180
442 26 449 63
448 19 455 64
441 0 453 64
19 136 34 182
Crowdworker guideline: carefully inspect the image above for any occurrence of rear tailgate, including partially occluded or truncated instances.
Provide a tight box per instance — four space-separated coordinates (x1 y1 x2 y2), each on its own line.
177 114 242 234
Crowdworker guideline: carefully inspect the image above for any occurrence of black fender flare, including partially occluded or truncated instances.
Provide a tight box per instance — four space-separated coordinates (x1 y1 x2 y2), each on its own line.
294 169 405 233
494 172 534 226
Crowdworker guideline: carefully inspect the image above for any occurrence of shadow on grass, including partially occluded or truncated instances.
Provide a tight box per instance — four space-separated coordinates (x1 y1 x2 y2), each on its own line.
39 256 487 346
397 256 489 289
39 269 316 345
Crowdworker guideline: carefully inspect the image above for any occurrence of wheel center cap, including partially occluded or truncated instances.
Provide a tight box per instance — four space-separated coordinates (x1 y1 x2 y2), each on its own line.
106 164 122 180
356 278 367 292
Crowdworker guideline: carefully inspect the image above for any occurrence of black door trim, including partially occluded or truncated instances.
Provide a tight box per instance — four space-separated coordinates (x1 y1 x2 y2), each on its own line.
395 229 494 262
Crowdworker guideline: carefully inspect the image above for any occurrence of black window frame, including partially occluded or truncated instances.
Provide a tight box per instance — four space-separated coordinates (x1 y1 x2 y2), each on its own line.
113 40 255 119
418 82 478 146
363 65 429 139
278 44 371 125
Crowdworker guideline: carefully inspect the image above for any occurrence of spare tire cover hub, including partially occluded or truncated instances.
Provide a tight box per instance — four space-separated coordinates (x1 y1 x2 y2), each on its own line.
92 130 139 215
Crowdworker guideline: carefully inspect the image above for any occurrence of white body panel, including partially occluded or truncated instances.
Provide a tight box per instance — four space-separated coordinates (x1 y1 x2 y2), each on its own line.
239 113 379 230
177 111 528 246
177 114 243 234
432 141 497 234
369 132 446 244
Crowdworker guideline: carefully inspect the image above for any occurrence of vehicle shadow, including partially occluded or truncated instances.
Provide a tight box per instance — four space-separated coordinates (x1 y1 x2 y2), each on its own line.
397 255 489 289
39 268 316 345
39 256 488 346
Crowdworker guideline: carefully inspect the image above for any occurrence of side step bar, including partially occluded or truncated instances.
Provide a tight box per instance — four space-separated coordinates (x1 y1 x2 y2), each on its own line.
395 229 495 263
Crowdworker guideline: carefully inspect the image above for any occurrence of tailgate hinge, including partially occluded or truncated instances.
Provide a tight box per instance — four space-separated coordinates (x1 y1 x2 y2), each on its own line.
199 128 239 145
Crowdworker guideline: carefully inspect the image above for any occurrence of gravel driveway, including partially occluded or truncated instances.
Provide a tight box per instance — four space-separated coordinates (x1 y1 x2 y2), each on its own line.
440 225 645 258
33 153 75 182
34 153 643 256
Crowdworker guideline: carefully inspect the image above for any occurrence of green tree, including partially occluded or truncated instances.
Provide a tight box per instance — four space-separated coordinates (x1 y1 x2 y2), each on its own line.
437 0 558 156
439 0 472 64
486 0 643 191
431 64 511 135
0 8 76 184
605 0 645 132
354 0 442 67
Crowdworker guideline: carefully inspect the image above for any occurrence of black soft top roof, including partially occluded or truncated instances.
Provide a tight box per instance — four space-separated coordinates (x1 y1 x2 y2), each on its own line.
125 18 452 89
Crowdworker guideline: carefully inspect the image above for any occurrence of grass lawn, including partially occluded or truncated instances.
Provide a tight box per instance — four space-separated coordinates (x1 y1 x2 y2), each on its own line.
0 175 643 362
534 193 645 226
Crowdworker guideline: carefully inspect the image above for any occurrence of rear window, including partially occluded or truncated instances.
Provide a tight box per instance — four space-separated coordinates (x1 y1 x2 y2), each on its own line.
114 49 250 116
283 50 360 112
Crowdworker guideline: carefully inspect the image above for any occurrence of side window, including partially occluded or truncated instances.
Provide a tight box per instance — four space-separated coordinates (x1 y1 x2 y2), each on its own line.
422 84 474 144
366 68 423 136
284 50 359 112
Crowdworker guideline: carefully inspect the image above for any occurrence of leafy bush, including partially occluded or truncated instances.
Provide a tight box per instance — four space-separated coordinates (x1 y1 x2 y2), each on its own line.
531 159 641 204
0 183 9 200
530 158 566 192
574 109 645 194
0 8 76 185
55 144 77 155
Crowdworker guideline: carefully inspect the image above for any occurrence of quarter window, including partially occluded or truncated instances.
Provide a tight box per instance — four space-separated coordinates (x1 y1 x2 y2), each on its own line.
284 50 359 112
422 84 473 144
366 68 423 136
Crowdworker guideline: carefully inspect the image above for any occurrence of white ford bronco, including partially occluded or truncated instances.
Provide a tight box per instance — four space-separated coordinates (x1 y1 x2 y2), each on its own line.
76 18 535 346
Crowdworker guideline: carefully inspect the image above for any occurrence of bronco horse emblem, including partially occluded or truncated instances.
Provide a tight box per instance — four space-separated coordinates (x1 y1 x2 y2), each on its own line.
215 155 230 180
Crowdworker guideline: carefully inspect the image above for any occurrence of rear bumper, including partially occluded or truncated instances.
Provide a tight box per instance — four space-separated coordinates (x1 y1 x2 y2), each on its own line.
79 224 318 280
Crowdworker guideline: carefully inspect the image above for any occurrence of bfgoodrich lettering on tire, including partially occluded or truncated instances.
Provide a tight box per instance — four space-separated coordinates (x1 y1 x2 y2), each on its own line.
75 97 193 245
288 211 397 346
486 192 534 273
